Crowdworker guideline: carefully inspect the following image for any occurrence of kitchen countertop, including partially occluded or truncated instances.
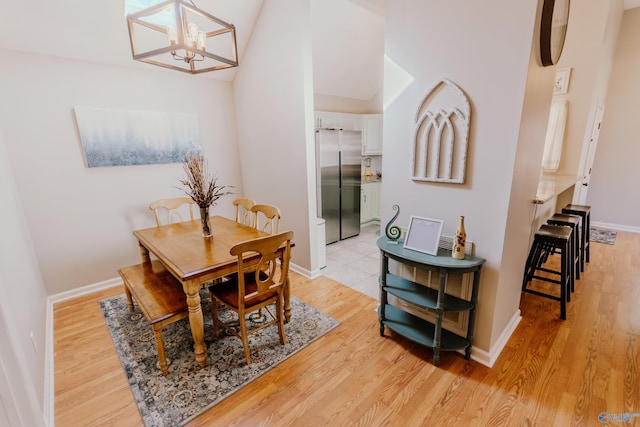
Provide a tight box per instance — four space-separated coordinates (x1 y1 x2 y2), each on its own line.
534 174 580 204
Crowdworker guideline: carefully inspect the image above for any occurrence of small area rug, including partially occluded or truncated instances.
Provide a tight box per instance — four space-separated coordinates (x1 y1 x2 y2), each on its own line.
100 291 339 427
590 227 617 245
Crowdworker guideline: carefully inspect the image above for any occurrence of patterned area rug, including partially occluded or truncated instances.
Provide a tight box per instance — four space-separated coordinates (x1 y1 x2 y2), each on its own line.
590 228 617 245
100 292 339 426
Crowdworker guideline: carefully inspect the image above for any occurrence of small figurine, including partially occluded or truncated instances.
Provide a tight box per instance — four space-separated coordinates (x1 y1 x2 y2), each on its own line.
385 205 401 241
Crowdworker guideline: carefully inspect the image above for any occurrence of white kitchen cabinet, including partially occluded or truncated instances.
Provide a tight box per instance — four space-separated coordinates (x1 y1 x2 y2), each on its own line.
362 114 383 155
360 188 367 224
371 182 381 220
315 111 362 131
361 181 381 224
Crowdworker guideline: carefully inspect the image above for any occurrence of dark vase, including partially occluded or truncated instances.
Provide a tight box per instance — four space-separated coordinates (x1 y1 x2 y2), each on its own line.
200 206 212 237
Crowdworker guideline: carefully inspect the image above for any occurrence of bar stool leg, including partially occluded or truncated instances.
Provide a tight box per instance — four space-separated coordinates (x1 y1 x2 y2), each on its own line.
523 240 542 289
559 239 568 320
562 205 591 272
585 211 591 263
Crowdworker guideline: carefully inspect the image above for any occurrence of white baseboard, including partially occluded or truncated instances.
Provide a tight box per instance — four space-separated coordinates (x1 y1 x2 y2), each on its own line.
290 262 315 279
44 302 54 427
45 276 123 426
463 309 521 368
48 277 123 305
488 309 522 367
591 221 640 234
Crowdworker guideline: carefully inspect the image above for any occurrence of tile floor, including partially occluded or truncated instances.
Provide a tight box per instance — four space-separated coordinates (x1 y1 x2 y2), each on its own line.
320 222 381 299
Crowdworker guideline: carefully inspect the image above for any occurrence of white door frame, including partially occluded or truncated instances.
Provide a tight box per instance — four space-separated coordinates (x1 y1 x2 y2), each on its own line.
576 102 605 205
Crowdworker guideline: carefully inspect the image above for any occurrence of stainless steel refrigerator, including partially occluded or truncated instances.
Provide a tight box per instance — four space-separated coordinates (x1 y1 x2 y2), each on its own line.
316 128 361 244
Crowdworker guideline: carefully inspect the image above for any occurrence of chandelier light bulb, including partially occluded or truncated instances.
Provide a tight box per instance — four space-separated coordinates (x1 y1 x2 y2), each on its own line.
167 25 178 45
197 30 206 50
188 23 199 47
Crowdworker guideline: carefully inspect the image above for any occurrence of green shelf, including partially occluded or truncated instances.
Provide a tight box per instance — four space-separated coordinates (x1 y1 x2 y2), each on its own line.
379 304 470 351
376 236 484 366
383 273 474 313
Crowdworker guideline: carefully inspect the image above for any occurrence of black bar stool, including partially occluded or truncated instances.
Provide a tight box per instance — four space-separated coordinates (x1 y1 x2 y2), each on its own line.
547 213 581 284
522 224 573 320
562 204 591 272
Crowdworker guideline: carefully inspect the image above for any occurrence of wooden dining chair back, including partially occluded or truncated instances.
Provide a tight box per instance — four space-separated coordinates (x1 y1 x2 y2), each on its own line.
209 230 294 365
149 197 197 226
251 204 281 234
233 198 256 227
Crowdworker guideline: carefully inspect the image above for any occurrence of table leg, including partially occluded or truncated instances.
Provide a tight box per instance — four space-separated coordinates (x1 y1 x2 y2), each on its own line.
183 279 207 368
379 252 389 336
283 273 291 323
433 269 447 367
138 242 151 263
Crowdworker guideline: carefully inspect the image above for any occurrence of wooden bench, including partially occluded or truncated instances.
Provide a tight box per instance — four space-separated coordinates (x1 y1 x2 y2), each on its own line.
118 260 189 376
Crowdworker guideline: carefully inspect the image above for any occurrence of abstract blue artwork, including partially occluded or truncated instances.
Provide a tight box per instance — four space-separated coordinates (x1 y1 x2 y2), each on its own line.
74 107 201 167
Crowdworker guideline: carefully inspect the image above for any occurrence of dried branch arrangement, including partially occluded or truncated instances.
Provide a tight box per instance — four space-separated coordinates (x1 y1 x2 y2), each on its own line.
178 154 233 208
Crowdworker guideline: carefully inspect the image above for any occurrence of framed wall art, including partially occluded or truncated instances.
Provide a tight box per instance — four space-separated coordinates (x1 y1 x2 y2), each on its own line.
403 215 444 256
412 79 471 184
74 107 201 168
553 67 571 95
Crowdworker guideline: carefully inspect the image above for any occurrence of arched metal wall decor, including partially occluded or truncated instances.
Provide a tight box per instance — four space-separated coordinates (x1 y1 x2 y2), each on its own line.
412 79 471 184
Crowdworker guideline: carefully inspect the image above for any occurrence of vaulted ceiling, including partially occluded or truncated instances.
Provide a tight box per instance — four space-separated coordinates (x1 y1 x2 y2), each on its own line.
0 0 384 102
311 0 384 101
6 1 633 104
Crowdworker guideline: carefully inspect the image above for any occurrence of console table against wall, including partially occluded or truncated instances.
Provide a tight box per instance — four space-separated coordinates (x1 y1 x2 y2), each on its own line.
377 236 486 366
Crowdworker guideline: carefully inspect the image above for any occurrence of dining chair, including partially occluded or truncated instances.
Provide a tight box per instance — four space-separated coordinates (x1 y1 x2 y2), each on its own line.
209 230 294 365
249 203 282 318
251 204 281 234
225 198 256 285
233 198 256 227
119 260 189 376
149 197 197 226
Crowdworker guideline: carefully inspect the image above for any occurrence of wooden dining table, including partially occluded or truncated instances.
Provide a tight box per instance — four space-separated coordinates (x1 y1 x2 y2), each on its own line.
132 215 293 369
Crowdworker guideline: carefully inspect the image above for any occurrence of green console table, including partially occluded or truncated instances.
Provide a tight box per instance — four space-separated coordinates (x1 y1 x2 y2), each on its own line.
377 236 486 366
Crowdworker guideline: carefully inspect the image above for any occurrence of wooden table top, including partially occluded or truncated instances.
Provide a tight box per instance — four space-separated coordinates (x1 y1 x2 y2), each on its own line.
133 216 268 283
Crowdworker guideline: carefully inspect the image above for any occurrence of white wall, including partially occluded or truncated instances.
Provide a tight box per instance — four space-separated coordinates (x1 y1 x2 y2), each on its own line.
313 92 382 114
310 0 384 114
382 0 543 356
233 0 318 274
587 7 640 230
499 0 557 350
0 51 243 295
554 0 623 181
0 130 46 426
310 0 385 112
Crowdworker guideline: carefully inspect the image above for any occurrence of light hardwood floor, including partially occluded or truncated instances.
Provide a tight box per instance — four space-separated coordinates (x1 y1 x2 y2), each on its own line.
54 231 640 426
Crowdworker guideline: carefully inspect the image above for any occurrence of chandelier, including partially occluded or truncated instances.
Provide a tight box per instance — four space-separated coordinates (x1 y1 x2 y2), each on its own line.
126 0 238 74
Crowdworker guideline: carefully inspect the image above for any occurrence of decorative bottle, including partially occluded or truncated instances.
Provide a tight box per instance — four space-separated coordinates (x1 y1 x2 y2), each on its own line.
452 216 466 260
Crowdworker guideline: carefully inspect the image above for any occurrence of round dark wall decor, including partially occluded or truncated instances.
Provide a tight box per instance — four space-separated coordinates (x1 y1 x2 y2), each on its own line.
540 0 570 67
